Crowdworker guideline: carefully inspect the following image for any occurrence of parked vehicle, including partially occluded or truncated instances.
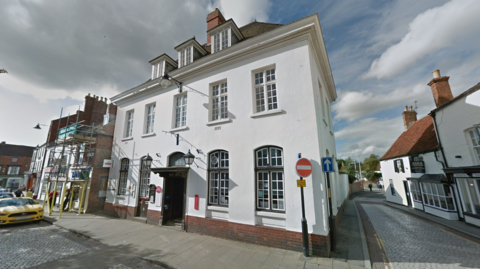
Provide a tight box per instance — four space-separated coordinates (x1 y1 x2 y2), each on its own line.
0 192 14 199
0 198 44 225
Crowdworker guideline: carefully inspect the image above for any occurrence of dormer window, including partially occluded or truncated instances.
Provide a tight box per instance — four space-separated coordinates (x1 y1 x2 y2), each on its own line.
179 46 192 67
151 61 164 80
207 19 244 54
174 38 207 68
213 29 229 53
149 54 178 80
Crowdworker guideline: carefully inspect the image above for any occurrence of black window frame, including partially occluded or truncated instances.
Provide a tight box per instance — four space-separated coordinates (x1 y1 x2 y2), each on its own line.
208 150 229 207
255 146 285 212
118 158 129 195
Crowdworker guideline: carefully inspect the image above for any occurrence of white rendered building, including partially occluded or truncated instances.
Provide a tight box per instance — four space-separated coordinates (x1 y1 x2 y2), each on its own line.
105 9 341 256
429 71 480 227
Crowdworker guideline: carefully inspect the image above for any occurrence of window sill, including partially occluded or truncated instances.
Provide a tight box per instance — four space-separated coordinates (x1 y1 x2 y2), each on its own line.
250 109 284 118
141 132 156 138
121 137 133 142
206 118 231 126
256 211 286 219
207 205 229 212
170 126 189 132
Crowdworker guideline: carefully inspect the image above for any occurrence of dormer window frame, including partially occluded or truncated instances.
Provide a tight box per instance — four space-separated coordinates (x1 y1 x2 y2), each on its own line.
213 28 231 54
207 19 244 54
179 46 193 68
151 61 165 80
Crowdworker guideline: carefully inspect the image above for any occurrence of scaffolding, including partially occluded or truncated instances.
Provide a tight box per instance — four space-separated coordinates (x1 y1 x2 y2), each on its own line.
42 109 98 218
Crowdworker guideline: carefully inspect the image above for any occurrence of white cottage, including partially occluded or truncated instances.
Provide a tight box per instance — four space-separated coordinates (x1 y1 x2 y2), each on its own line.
105 9 340 256
428 70 480 227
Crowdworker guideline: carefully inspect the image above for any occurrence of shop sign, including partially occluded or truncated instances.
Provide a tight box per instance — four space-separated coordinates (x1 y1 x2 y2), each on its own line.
103 159 112 168
410 156 425 173
58 124 78 139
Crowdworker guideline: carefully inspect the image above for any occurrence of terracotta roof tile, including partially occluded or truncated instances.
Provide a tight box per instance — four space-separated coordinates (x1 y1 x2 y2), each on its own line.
380 116 438 161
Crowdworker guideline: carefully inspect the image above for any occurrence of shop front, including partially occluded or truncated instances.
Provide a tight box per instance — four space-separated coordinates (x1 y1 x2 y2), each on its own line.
445 166 480 227
408 174 458 220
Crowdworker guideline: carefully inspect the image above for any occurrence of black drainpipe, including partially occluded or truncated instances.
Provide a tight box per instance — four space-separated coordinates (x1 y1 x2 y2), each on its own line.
430 111 462 220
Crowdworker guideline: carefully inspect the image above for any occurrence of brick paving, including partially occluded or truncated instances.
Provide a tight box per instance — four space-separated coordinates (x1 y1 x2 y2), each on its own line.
359 203 480 269
0 222 99 269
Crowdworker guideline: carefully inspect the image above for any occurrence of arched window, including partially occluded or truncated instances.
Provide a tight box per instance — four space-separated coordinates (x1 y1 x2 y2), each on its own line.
208 150 229 206
118 158 129 195
169 152 186 167
139 156 152 198
255 146 284 211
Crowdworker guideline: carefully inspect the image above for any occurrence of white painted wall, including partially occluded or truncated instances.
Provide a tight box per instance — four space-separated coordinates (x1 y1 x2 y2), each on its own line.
381 151 444 207
107 37 338 236
434 95 480 167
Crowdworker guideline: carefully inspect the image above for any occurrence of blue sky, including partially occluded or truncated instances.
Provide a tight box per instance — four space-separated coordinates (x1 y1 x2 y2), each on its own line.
1 0 479 160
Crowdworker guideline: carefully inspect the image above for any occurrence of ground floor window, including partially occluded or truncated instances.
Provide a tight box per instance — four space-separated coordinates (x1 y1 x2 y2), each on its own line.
420 182 455 211
410 181 422 202
457 178 480 216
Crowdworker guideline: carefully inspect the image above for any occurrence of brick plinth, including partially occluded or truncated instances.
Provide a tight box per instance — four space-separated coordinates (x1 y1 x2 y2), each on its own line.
104 203 135 219
104 203 161 225
147 210 162 225
185 215 330 257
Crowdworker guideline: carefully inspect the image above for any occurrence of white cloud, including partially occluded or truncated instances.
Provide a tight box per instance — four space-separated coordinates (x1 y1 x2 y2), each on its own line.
364 0 480 79
215 0 271 26
332 83 432 122
335 116 405 159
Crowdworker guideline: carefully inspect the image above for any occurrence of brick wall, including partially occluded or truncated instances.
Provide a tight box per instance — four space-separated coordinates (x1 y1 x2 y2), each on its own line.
185 215 330 257
147 210 162 225
104 203 136 220
0 156 31 175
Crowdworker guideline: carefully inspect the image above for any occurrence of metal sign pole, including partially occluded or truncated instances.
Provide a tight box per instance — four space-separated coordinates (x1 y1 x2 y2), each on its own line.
300 176 309 257
326 171 335 252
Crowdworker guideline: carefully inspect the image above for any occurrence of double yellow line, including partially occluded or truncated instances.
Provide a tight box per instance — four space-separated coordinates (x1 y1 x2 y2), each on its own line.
374 232 393 269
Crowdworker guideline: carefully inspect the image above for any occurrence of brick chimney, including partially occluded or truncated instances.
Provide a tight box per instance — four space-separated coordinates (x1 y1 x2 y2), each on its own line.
402 105 417 130
428 69 454 107
206 8 226 45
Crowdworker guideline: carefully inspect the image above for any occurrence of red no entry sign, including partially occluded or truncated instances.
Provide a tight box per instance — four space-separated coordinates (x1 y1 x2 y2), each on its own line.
156 186 162 193
296 158 313 177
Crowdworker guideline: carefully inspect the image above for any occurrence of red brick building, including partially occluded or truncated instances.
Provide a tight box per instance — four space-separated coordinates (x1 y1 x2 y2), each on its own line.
0 142 35 190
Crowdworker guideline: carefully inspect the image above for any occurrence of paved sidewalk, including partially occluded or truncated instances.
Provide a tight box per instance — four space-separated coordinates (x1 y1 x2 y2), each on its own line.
42 211 366 269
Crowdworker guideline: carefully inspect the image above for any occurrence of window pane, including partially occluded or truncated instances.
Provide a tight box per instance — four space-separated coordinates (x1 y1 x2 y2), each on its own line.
257 172 269 209
221 29 228 50
267 84 278 110
467 179 480 214
271 171 284 210
210 172 219 204
255 87 265 112
255 72 263 85
458 180 473 213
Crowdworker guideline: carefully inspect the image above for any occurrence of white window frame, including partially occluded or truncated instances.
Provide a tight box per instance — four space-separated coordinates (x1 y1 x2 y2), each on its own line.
7 165 20 175
144 103 156 134
125 110 134 138
139 156 151 198
467 128 480 164
420 182 456 211
178 46 193 68
208 150 229 206
173 94 188 128
212 28 230 53
151 61 164 80
410 181 422 202
252 66 278 114
209 80 228 122
255 146 285 212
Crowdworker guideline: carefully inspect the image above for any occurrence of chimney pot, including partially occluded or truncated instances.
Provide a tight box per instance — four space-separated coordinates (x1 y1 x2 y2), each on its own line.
409 106 413 111
404 105 408 111
432 69 441 79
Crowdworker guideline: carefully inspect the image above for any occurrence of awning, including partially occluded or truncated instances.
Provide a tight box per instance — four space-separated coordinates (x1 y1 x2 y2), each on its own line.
417 174 448 183
151 167 189 178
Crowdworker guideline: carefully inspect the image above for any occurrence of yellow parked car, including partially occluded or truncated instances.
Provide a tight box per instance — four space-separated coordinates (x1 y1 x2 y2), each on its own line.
0 197 44 225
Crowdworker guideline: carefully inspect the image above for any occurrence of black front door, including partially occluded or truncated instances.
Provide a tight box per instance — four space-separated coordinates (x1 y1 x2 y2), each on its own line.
162 177 185 225
403 180 412 207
